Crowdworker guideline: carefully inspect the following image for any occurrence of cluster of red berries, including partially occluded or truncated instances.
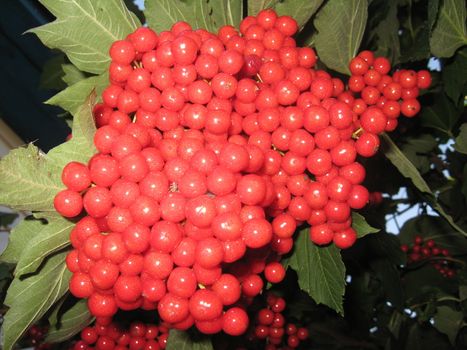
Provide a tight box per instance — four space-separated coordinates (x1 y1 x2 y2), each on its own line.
401 236 455 278
52 8 431 336
71 317 168 350
249 293 308 349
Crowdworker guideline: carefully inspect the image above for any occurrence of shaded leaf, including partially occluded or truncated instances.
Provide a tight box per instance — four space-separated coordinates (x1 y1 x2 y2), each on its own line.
370 259 404 308
352 212 379 238
14 215 74 277
166 329 213 350
367 232 406 265
382 134 467 237
275 0 324 29
62 64 87 86
209 0 243 31
454 123 467 154
46 73 108 115
443 48 467 104
2 251 71 350
433 305 463 344
39 55 67 90
405 323 421 350
428 0 441 32
381 133 432 194
30 0 140 74
419 93 460 135
145 0 214 33
430 0 467 57
46 298 93 343
286 228 345 315
371 0 400 63
0 144 61 212
0 218 38 264
248 0 279 16
313 0 368 74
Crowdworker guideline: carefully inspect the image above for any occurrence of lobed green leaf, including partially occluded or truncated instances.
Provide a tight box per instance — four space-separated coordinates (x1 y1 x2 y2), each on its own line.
286 228 345 315
430 0 467 58
313 0 368 74
30 0 140 74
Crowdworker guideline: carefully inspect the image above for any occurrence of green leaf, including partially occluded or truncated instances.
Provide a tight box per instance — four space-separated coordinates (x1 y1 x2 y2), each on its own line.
367 232 406 265
401 134 438 174
430 0 467 57
313 0 368 74
275 0 324 29
0 144 62 212
46 298 93 343
0 218 43 264
14 215 74 277
145 0 214 33
166 330 213 350
381 133 432 194
405 323 421 350
1 251 71 350
352 212 379 238
286 228 345 315
382 133 467 237
39 55 67 90
248 0 279 16
371 1 400 64
209 0 243 31
62 64 87 86
0 219 37 264
433 306 463 344
29 0 140 74
419 93 460 135
46 73 108 115
370 259 404 308
442 48 467 104
455 123 467 154
47 93 98 178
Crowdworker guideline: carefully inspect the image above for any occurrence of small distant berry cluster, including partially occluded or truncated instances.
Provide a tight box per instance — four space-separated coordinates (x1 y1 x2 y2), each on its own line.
26 325 51 350
401 236 456 278
249 293 309 349
71 317 169 350
52 8 431 335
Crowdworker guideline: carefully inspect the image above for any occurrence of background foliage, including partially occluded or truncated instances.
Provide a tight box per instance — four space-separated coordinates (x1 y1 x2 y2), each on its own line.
0 0 466 349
